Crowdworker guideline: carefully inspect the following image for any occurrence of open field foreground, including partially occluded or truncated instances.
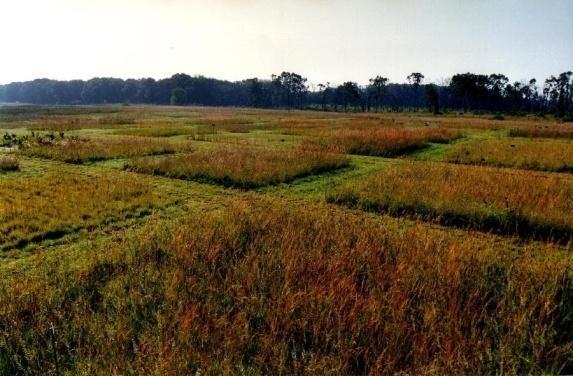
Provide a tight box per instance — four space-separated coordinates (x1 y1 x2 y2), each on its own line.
1 106 572 375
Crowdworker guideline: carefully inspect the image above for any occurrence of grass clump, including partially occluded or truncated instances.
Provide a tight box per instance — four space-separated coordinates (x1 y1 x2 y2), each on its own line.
446 138 573 173
21 136 192 164
0 198 571 374
125 145 350 188
0 156 19 172
328 161 573 243
313 127 461 157
0 172 159 250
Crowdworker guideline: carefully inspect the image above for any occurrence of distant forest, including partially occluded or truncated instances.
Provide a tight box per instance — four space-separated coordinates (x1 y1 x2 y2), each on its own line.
1 71 572 115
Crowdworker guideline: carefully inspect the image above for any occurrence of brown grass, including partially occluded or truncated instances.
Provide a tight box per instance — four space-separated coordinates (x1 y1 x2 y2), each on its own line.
21 136 192 164
312 127 462 157
509 124 573 139
446 138 573 173
328 161 573 243
125 145 350 188
0 197 571 374
0 156 19 172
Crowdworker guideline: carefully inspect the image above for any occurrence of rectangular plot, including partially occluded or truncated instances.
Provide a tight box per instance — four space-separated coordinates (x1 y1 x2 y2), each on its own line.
328 161 573 243
125 145 350 188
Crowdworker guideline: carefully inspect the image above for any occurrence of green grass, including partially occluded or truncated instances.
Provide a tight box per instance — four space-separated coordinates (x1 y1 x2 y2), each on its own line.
113 125 198 137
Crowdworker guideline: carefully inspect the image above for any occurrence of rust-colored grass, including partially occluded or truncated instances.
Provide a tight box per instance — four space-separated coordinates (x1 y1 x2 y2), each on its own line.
0 198 571 374
509 124 573 139
20 136 192 164
446 138 573 173
312 127 462 157
328 161 573 243
125 145 350 188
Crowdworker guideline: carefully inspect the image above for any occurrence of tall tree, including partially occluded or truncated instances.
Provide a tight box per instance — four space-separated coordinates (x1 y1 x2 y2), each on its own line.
271 72 308 108
425 84 440 114
407 73 424 107
368 76 389 111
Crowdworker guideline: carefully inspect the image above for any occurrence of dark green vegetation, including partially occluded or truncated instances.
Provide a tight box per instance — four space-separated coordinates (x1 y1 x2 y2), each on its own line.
0 106 572 375
1 70 572 115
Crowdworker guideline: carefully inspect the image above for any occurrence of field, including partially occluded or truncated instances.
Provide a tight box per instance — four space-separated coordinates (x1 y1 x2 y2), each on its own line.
0 105 572 375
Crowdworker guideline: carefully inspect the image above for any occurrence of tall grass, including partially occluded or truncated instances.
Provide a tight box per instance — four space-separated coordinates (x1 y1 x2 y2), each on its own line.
21 136 192 164
446 138 573 173
312 127 462 157
0 172 158 250
509 124 573 139
125 145 350 188
0 156 19 172
328 161 573 243
0 198 571 374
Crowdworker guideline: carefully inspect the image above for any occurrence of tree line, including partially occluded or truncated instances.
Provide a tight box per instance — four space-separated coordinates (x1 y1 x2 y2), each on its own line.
0 71 571 115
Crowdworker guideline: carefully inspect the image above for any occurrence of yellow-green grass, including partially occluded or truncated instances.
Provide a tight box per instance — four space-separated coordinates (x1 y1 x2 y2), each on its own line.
509 124 573 139
20 136 193 164
0 171 160 250
113 125 197 138
446 138 573 173
328 161 573 243
0 156 19 172
125 145 350 188
311 127 462 157
0 197 571 374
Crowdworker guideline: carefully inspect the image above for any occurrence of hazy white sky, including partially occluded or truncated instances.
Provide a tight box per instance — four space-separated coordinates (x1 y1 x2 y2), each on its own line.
0 0 571 85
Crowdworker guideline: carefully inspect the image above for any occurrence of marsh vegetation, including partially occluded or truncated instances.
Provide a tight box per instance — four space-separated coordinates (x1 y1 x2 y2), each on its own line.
0 105 572 375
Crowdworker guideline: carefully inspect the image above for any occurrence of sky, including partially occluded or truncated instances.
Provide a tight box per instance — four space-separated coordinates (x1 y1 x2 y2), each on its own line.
0 0 571 86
